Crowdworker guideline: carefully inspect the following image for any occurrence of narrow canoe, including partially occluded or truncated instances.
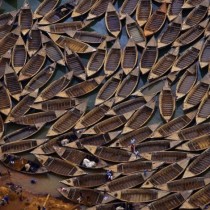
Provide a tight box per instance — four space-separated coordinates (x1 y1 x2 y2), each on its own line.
205 21 210 37
140 36 158 75
0 21 14 39
183 71 210 110
35 155 85 176
75 99 114 130
86 41 107 77
21 63 56 96
111 124 159 148
181 0 209 30
144 3 167 37
0 114 3 138
105 3 121 37
115 67 140 103
158 14 182 48
151 110 197 138
167 0 184 21
0 10 18 27
47 101 87 136
136 0 152 27
4 64 22 101
183 148 210 178
121 39 138 75
159 81 176 122
199 35 210 68
175 63 198 100
34 71 73 103
84 145 138 163
0 50 11 80
119 0 139 20
95 71 123 105
57 76 105 98
122 99 156 134
39 2 75 25
48 33 96 54
148 47 179 80
11 36 27 73
64 46 86 80
33 0 59 19
18 0 33 35
104 39 121 76
1 154 48 174
182 0 205 8
126 15 146 48
19 47 46 81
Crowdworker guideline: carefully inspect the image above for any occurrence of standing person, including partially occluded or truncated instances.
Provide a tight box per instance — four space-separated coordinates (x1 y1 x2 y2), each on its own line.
37 205 41 210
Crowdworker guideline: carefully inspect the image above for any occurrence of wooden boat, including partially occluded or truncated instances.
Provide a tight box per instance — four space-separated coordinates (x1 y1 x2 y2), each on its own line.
34 72 73 103
72 0 97 17
104 39 121 76
111 124 159 148
136 0 152 27
47 102 87 136
0 10 18 27
175 63 198 100
0 114 3 139
148 47 179 80
140 36 158 75
157 14 182 48
122 99 156 134
66 131 121 149
182 0 209 30
121 39 138 75
4 64 22 101
48 33 95 54
167 0 183 21
159 81 176 122
115 67 139 103
41 34 64 65
183 72 210 110
86 0 115 20
26 21 42 57
75 99 114 130
126 15 146 48
111 189 169 203
142 159 190 188
21 63 56 96
95 71 123 105
31 131 78 155
0 20 14 39
205 21 210 37
58 187 115 206
98 172 153 192
142 191 191 210
173 19 208 47
39 2 75 25
144 3 167 37
86 41 107 77
199 35 210 68
84 145 138 163
11 36 27 73
1 154 48 174
152 110 197 138
182 0 205 8
19 48 46 81
57 76 105 98
0 83 12 116
61 172 120 188
33 0 59 19
119 0 138 19
54 146 108 169
83 112 134 135
105 2 122 37
183 148 210 178
35 155 85 176
0 50 11 80
0 139 46 154
64 46 86 80
18 0 33 35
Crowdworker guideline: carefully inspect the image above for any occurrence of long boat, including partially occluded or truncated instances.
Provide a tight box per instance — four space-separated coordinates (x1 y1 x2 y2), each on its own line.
144 3 167 37
0 10 18 27
119 0 138 19
167 0 183 21
140 36 158 75
205 21 210 37
126 15 146 48
121 39 138 75
47 101 87 136
0 114 3 139
182 0 204 8
0 51 11 80
11 36 27 73
0 18 13 39
175 63 198 100
199 35 210 68
54 146 108 169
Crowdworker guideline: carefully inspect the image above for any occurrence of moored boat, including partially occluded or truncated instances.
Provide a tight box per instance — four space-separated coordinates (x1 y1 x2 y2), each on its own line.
119 0 139 19
199 35 210 68
0 50 11 80
167 0 184 21
182 0 204 8
0 10 18 27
